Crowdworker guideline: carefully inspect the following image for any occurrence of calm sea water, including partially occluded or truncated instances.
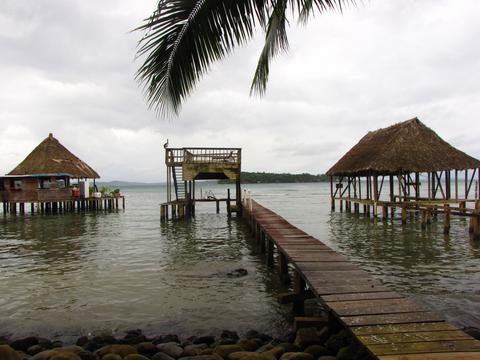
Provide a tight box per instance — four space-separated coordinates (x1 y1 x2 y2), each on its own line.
1 182 479 341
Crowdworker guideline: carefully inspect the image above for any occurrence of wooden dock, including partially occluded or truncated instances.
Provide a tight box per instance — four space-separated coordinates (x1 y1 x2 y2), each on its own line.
244 198 480 360
1 196 125 215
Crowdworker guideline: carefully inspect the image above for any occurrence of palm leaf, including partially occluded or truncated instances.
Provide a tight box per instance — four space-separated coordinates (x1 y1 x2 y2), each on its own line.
135 0 352 116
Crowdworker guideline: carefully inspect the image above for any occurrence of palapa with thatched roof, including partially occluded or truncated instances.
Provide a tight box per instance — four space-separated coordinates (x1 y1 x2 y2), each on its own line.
9 133 99 179
1 133 108 210
327 118 480 176
327 118 480 235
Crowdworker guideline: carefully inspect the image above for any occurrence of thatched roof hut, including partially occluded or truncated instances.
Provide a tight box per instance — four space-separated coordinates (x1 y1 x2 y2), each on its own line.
326 117 480 176
8 133 100 178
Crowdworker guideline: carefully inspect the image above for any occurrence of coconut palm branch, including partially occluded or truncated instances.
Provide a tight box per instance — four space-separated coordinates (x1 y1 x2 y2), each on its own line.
135 0 352 116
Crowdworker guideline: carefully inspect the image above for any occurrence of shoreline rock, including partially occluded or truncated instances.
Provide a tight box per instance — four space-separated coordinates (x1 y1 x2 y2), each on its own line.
0 326 375 360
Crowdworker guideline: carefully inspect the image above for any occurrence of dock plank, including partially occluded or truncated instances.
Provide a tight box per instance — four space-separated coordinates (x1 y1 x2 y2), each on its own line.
352 323 458 336
323 291 404 302
368 339 480 355
328 298 425 316
247 200 479 360
378 352 480 360
342 312 444 327
359 330 473 345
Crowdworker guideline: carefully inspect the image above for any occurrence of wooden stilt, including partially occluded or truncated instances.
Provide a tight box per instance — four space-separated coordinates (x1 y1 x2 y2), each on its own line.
278 252 290 284
443 204 450 234
401 206 407 225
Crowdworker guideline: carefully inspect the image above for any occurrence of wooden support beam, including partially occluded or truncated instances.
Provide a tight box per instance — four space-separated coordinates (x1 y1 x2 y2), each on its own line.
277 290 315 304
294 316 328 331
278 252 290 284
266 238 274 267
401 206 407 225
444 204 450 234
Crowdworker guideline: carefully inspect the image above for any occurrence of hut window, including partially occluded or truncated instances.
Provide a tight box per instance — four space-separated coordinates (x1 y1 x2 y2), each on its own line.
39 179 51 189
11 180 23 190
56 179 66 188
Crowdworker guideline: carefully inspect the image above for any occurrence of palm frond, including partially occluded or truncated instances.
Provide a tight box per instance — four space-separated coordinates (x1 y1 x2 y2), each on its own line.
135 0 353 116
135 0 272 116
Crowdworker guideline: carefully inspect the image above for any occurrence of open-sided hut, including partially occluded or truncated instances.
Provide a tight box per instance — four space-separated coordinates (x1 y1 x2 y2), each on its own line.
0 133 115 214
326 118 480 233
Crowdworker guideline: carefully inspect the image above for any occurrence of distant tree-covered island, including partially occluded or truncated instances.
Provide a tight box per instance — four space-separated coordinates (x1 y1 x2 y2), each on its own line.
220 172 329 184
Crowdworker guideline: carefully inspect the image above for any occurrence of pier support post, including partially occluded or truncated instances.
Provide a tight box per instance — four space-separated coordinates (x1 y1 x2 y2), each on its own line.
278 252 290 284
421 209 427 230
293 271 306 316
259 231 266 254
401 206 407 225
266 238 274 267
382 205 388 220
443 204 450 235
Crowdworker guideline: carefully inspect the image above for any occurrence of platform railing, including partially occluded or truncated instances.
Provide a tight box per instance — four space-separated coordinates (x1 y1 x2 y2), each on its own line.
165 148 241 166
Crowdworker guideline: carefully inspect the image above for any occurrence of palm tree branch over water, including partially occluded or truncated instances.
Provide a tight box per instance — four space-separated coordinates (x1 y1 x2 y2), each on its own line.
135 0 354 116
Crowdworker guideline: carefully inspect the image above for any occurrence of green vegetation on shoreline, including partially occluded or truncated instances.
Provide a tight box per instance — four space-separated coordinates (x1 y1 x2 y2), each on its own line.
221 172 329 184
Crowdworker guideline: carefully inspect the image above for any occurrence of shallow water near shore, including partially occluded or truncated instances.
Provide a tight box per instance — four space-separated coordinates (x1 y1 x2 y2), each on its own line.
1 182 480 341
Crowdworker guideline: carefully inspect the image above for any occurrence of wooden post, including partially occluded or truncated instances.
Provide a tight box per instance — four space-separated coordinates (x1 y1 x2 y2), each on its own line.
421 209 427 230
401 206 407 225
293 271 306 316
160 204 166 221
227 188 231 217
382 205 388 220
260 231 266 254
279 252 290 284
443 204 450 235
339 199 343 212
426 207 432 225
330 176 335 211
216 200 220 213
266 238 274 267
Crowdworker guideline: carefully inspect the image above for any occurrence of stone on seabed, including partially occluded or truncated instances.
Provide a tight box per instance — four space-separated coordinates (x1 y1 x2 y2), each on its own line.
0 345 22 360
279 352 314 360
95 344 137 358
156 343 183 359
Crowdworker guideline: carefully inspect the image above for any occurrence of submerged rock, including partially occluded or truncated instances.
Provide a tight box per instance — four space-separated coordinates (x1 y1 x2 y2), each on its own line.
156 343 183 359
10 338 39 352
226 269 248 278
95 344 137 358
279 352 314 360
0 345 22 360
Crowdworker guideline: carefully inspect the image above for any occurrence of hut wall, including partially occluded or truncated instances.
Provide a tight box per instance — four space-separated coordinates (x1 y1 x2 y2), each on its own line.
0 177 72 203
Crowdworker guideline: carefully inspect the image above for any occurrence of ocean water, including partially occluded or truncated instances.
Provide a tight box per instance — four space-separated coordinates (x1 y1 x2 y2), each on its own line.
0 182 479 341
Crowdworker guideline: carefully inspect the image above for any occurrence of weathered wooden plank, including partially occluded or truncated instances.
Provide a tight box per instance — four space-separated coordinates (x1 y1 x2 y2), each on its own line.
328 298 424 316
359 330 473 345
290 253 349 262
352 322 457 336
323 291 404 303
303 270 368 278
378 352 480 360
368 339 480 356
312 283 389 295
295 261 360 272
342 312 444 327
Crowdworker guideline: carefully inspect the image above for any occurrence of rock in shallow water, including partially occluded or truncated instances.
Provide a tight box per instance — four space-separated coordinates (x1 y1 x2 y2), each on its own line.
156 343 183 359
279 352 314 360
10 338 39 352
95 344 137 358
0 345 22 360
152 353 175 360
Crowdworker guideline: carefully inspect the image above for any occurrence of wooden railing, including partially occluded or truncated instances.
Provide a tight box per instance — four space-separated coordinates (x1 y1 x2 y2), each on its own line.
165 147 241 166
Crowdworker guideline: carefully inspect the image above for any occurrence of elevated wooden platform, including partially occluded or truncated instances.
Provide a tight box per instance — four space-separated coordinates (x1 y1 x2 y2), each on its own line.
244 199 480 359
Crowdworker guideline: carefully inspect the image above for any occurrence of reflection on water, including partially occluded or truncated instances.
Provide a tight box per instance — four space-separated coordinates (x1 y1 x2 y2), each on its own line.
0 187 290 340
1 182 480 340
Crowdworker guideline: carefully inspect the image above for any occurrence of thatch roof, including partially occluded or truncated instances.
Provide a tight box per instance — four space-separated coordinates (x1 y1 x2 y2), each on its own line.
8 133 100 178
326 118 480 176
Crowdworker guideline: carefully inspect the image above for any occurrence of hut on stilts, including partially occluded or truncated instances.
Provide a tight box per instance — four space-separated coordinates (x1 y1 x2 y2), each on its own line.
1 133 124 214
326 118 480 237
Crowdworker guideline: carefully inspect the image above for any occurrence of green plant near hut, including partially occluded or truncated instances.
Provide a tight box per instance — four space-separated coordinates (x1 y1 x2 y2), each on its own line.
111 188 121 197
100 186 111 195
135 0 352 116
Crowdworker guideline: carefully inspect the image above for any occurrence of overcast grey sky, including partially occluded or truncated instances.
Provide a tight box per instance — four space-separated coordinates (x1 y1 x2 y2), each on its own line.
1 0 479 182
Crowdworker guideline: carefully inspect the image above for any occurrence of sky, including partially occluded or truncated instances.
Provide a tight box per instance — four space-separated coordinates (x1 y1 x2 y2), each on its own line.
1 0 479 182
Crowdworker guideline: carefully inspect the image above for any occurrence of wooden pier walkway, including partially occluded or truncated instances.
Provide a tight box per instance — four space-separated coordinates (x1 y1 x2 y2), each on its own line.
244 199 480 360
